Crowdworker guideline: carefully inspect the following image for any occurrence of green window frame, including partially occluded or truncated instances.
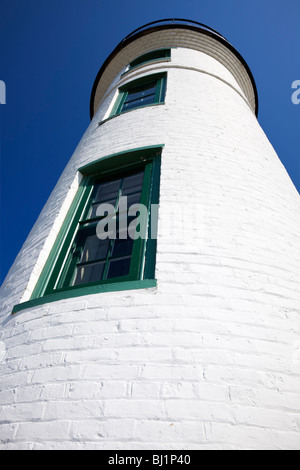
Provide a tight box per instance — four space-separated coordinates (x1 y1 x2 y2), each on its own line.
111 73 167 117
128 49 171 70
12 146 162 314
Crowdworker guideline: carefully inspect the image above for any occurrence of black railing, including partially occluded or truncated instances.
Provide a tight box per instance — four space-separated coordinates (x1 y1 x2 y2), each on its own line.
121 18 229 44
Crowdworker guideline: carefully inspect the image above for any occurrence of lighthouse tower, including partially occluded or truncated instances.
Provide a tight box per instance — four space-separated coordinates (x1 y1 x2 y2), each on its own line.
1 19 300 450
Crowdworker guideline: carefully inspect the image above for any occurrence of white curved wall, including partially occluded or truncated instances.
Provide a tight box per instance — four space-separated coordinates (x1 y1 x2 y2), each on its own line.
1 40 300 450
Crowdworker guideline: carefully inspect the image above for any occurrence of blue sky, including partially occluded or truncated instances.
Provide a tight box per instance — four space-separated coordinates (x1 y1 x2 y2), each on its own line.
0 0 299 285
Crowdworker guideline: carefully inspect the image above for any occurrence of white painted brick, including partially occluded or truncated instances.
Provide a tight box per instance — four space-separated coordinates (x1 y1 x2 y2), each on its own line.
140 364 204 381
0 358 20 375
72 320 120 335
131 381 161 399
15 421 70 442
15 383 66 403
30 365 82 384
66 381 127 400
0 403 44 423
135 420 206 443
0 389 16 407
115 347 172 362
64 348 115 364
82 364 140 381
0 371 30 390
30 324 73 341
6 342 43 361
70 420 108 440
43 400 104 421
164 400 233 423
232 405 300 432
0 424 18 444
42 336 94 352
105 419 136 440
161 382 195 399
19 352 64 371
204 422 300 450
120 318 172 332
104 399 164 419
91 332 142 348
2 442 34 450
14 385 44 403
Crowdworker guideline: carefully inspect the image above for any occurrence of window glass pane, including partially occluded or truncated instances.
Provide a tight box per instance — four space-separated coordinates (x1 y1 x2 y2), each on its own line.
111 236 134 258
94 180 121 203
107 257 131 279
73 261 106 286
80 235 110 263
122 171 144 194
125 82 157 102
85 178 122 220
89 198 117 219
122 94 155 111
126 192 142 207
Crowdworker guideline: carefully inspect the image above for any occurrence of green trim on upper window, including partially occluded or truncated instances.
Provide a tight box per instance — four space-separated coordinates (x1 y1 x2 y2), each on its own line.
12 146 163 314
129 49 171 70
110 73 167 118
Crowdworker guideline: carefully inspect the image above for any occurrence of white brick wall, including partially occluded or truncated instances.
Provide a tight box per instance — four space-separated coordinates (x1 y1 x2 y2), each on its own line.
1 34 300 450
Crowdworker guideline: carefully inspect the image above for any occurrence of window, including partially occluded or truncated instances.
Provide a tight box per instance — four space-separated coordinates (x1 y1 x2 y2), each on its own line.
55 169 147 289
111 73 167 117
128 49 171 70
24 146 162 309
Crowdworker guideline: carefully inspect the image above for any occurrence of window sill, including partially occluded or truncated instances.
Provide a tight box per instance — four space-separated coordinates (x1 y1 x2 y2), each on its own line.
12 279 157 315
98 102 165 127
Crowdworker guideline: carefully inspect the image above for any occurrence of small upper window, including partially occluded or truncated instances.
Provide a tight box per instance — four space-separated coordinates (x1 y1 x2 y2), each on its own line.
110 73 167 117
128 49 171 70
